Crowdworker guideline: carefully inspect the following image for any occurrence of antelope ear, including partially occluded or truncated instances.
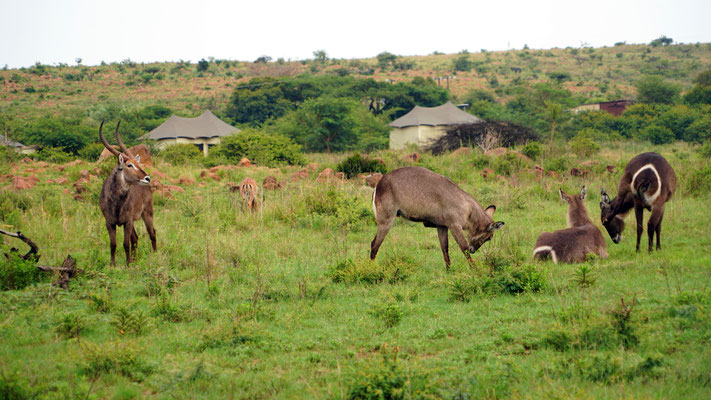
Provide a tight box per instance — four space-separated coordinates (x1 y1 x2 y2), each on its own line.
488 221 505 231
580 185 587 200
118 154 125 169
559 188 567 202
484 205 496 217
135 154 141 163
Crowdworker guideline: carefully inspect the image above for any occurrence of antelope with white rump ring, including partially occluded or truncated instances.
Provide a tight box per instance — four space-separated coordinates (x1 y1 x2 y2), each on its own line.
370 167 504 269
533 186 607 263
600 152 676 252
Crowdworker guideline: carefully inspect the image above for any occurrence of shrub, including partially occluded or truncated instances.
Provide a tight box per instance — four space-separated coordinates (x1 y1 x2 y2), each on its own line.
327 258 411 285
640 124 675 145
336 153 387 178
79 342 154 382
569 130 600 157
55 312 88 339
520 142 542 160
78 142 105 161
544 156 570 173
159 143 202 165
698 141 711 158
215 129 304 167
369 299 403 328
0 253 42 290
683 164 711 196
33 147 73 163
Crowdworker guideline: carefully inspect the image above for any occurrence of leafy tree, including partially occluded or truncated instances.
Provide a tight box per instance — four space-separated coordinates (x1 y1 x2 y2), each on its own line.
276 97 359 152
640 124 675 144
685 69 711 105
254 56 272 64
453 53 472 72
376 52 398 69
224 78 293 126
650 36 673 47
18 116 92 154
214 129 304 166
634 76 681 104
313 50 328 64
197 59 209 72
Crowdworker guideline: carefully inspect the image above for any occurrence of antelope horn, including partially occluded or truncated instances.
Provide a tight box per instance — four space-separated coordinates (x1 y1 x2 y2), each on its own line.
114 121 134 158
99 120 120 157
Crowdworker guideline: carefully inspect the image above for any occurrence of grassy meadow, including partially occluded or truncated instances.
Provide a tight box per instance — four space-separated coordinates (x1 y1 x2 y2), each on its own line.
1 142 710 399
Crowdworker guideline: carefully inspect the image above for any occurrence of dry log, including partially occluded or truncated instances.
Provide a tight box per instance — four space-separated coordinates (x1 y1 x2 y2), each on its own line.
1 230 81 288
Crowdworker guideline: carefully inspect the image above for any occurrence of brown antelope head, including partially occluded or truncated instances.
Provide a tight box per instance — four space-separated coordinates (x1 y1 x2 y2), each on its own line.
99 121 151 186
599 188 624 243
559 186 592 228
466 205 505 253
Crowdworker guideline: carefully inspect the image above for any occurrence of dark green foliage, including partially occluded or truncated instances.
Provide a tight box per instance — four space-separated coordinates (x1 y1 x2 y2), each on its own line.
635 76 681 104
0 253 42 291
33 147 74 163
196 59 209 72
650 35 673 47
520 141 542 160
159 143 202 165
336 153 387 178
0 372 34 399
77 142 105 161
548 71 571 83
346 349 436 399
453 53 473 72
640 124 675 145
215 129 304 167
376 52 398 69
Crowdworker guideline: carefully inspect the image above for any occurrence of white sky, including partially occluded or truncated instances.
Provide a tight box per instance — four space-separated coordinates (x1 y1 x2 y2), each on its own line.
1 0 710 68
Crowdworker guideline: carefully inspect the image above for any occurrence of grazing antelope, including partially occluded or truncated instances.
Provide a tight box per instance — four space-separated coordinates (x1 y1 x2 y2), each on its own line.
370 167 504 269
600 152 676 252
239 177 259 213
99 121 157 266
533 186 608 263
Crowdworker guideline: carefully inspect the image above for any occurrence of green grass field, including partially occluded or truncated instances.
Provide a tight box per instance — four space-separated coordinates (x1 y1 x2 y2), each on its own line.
1 142 710 399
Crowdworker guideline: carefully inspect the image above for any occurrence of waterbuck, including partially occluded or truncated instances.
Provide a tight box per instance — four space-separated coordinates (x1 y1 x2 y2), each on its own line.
533 186 607 263
239 177 259 213
370 167 504 268
99 121 157 265
600 152 676 252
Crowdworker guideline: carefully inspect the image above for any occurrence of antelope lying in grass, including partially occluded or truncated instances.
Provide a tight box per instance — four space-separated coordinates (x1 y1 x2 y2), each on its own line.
533 186 607 263
600 152 676 252
370 167 504 269
99 121 156 266
239 177 259 213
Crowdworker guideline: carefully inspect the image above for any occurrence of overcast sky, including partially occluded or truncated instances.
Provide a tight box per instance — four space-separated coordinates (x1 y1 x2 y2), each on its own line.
1 0 710 69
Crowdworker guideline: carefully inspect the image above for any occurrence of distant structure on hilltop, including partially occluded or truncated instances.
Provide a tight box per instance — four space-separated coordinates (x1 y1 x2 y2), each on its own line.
389 101 483 150
139 110 240 156
569 100 633 117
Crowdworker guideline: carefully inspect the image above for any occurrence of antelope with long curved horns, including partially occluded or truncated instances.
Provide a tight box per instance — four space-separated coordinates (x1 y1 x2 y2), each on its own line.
98 121 157 265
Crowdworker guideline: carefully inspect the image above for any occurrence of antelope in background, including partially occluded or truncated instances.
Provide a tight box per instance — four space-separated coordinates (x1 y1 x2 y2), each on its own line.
533 186 608 263
99 121 156 265
600 152 676 252
239 177 259 213
370 166 504 269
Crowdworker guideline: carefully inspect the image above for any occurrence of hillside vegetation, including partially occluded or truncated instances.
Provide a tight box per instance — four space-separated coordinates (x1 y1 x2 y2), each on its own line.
1 41 711 160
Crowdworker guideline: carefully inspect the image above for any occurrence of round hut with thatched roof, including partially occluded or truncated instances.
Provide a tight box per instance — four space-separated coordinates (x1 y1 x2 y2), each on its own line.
389 102 483 150
139 110 240 156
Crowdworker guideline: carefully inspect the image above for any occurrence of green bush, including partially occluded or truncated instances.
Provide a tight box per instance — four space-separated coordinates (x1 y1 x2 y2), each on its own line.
521 142 542 160
544 156 570 173
683 165 711 196
78 142 105 161
159 143 202 165
215 129 304 167
369 299 403 328
641 124 675 145
569 129 601 157
33 147 73 163
336 153 387 178
0 253 42 291
327 258 411 285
